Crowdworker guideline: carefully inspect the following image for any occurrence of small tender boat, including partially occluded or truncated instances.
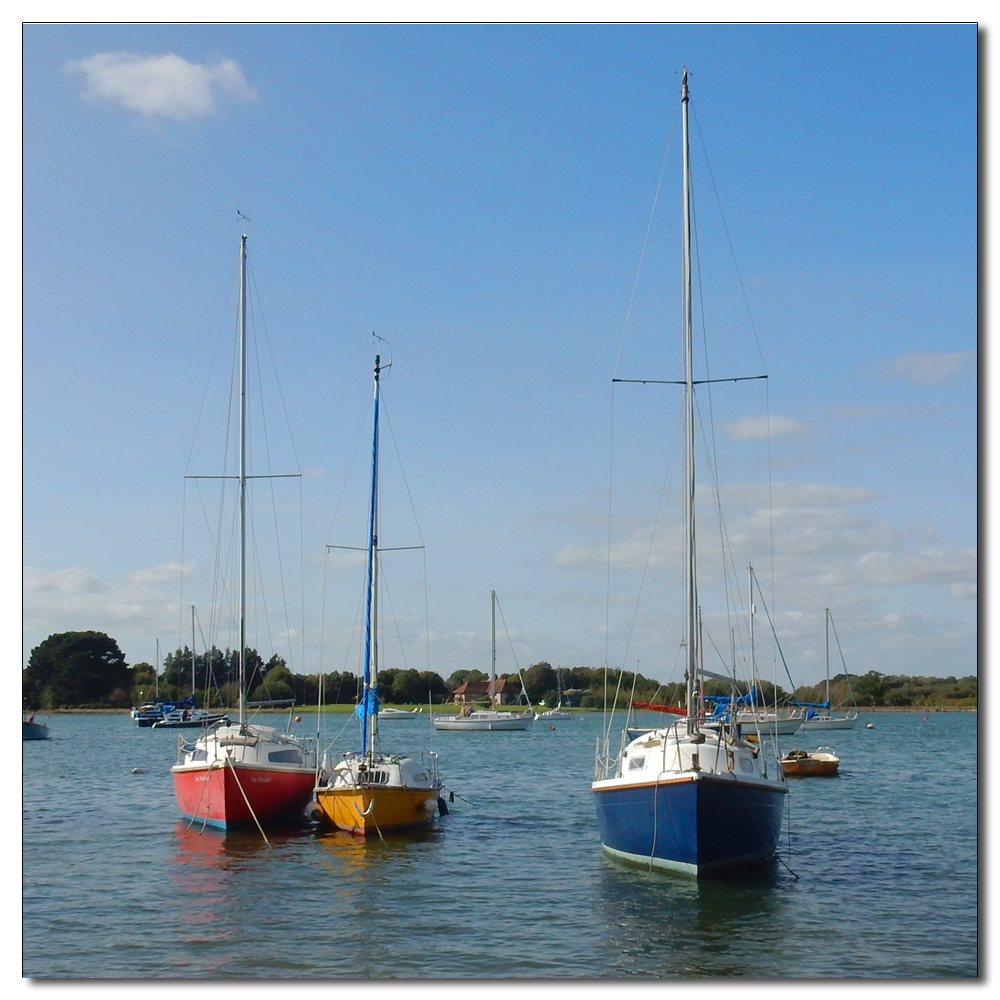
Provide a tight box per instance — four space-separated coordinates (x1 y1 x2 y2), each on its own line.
780 747 840 777
23 715 50 740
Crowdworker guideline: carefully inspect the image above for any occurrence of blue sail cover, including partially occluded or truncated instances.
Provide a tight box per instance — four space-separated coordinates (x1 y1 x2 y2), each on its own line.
161 695 196 711
355 688 380 720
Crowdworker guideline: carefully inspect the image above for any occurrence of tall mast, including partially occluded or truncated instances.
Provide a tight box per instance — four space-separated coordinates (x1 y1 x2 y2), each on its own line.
490 590 497 707
681 68 698 735
238 234 248 727
361 354 381 755
191 605 196 701
825 608 831 708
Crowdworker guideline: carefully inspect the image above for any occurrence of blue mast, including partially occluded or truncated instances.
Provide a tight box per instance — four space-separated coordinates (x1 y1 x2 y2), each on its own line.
357 354 381 753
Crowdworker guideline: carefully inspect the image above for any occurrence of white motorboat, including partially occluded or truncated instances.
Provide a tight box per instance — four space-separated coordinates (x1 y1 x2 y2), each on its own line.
378 707 424 720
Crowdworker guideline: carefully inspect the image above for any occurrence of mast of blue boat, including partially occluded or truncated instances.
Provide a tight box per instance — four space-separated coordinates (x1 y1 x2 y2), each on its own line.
749 563 756 710
681 68 699 737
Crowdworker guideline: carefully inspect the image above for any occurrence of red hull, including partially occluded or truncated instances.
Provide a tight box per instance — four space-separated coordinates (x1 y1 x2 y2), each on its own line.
173 763 315 829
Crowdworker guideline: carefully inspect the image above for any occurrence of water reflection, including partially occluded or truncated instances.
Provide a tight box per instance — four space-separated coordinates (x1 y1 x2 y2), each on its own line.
595 854 793 976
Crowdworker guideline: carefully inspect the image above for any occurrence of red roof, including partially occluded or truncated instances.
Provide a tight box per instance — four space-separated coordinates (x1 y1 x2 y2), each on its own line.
452 680 492 696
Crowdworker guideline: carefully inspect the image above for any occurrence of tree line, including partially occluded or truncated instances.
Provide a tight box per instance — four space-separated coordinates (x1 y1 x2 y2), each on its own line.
22 631 977 711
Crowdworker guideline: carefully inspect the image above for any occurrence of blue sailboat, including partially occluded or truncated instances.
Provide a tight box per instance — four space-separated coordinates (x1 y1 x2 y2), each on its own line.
591 70 788 876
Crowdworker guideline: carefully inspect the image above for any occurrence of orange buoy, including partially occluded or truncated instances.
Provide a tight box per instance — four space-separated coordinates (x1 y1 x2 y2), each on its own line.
295 715 302 722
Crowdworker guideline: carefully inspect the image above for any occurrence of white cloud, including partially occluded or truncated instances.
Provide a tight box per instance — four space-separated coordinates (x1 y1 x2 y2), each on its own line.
832 403 947 421
65 52 256 121
554 530 672 572
857 546 977 587
879 351 975 386
23 563 188 659
949 581 977 600
719 481 879 508
722 414 810 441
23 566 105 594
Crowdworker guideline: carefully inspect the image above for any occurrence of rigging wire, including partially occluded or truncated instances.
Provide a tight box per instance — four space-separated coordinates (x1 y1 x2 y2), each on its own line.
692 102 778 676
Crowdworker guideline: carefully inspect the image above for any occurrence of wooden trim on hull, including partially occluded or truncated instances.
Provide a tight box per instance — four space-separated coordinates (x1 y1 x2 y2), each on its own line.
316 785 439 836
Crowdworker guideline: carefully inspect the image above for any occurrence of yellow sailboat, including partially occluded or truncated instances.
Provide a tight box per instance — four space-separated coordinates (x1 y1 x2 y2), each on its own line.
314 353 447 836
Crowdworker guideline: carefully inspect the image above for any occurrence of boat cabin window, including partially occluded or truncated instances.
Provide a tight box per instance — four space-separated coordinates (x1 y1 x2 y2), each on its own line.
739 757 754 773
628 755 647 771
268 749 303 764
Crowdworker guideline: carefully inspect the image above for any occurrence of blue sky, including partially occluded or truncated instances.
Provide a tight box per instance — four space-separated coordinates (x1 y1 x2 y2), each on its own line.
19 22 977 692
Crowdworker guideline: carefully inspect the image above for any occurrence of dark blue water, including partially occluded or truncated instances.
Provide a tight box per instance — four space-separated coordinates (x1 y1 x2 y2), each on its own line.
22 710 977 978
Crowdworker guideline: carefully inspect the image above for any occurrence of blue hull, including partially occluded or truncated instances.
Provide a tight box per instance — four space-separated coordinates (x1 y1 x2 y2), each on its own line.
593 774 786 875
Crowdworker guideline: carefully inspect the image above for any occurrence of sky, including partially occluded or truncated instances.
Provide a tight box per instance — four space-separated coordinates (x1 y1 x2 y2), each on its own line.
18 20 978 695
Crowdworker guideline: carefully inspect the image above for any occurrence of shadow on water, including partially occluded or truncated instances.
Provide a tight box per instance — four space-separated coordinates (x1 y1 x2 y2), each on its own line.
594 854 794 976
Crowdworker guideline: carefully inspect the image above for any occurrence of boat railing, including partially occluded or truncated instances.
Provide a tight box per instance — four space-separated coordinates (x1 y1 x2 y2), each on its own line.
594 732 625 781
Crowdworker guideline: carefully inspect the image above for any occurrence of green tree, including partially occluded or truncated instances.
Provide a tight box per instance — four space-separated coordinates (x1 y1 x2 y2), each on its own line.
249 664 294 702
419 671 450 704
24 631 130 709
522 661 557 704
855 670 889 707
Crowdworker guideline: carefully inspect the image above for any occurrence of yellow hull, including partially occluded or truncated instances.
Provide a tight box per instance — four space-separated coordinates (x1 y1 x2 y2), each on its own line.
316 785 439 835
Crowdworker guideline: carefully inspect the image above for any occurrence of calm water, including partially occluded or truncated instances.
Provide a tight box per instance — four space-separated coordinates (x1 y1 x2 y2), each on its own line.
22 710 977 978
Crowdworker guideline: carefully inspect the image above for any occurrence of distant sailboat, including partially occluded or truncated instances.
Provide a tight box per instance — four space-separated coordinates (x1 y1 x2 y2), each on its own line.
797 609 859 730
171 234 317 830
591 70 788 876
536 667 573 720
313 354 446 836
432 591 534 731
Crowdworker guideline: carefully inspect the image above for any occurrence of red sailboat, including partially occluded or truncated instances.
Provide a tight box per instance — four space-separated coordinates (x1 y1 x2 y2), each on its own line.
171 234 316 830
